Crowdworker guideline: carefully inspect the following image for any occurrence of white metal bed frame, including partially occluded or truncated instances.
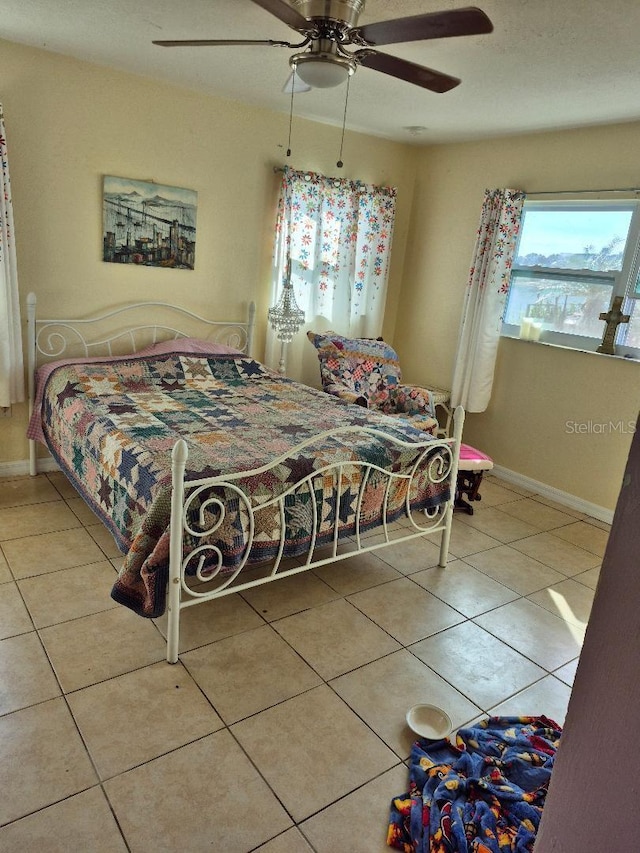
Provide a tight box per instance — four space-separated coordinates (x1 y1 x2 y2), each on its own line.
27 293 462 663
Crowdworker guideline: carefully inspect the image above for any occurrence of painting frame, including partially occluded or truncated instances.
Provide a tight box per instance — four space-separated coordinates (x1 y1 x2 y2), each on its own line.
102 176 197 269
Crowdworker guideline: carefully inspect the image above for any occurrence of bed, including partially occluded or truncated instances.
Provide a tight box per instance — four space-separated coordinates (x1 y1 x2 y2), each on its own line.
26 293 463 663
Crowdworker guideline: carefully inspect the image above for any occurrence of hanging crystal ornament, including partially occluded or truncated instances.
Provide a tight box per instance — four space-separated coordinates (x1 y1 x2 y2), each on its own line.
268 261 305 373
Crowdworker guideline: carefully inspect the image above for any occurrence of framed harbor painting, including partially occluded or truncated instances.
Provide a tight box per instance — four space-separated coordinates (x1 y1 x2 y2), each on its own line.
102 176 197 269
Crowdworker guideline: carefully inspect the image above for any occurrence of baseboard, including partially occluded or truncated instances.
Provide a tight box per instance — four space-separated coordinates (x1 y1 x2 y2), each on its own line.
0 457 60 478
492 464 614 524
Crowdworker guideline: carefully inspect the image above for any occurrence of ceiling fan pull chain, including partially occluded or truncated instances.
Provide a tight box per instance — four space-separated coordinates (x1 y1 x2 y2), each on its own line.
286 71 296 157
336 72 351 168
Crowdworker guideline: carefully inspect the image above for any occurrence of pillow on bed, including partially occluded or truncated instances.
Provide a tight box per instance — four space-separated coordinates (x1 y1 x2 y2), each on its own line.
135 337 243 357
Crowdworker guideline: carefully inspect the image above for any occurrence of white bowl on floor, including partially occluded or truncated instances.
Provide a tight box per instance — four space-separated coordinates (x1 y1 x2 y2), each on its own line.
406 704 452 740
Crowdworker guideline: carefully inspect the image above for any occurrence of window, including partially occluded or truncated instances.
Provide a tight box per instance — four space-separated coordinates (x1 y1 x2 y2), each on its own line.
272 168 397 339
502 200 640 357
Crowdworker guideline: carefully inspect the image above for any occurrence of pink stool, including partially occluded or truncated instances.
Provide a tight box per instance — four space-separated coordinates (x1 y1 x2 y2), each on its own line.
455 443 494 515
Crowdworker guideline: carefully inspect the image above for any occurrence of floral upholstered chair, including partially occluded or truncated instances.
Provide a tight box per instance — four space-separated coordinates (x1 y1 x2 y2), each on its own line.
307 331 439 435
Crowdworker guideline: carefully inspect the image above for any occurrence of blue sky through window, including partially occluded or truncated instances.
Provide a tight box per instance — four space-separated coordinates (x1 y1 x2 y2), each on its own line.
517 209 633 257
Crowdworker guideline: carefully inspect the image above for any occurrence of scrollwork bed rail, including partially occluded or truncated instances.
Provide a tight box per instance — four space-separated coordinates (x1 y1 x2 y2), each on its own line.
166 413 463 663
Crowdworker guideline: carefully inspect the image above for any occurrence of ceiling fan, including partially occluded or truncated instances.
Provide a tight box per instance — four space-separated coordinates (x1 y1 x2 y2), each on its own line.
153 0 493 93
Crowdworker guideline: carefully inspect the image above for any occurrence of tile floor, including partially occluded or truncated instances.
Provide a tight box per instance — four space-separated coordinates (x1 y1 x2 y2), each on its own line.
0 471 609 852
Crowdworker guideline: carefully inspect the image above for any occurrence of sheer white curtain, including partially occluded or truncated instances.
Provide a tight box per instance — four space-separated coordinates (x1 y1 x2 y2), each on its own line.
0 104 24 408
269 167 397 351
450 188 525 412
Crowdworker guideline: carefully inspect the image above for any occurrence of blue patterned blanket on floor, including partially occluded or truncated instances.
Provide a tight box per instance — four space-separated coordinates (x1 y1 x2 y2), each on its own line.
30 351 451 617
388 716 562 853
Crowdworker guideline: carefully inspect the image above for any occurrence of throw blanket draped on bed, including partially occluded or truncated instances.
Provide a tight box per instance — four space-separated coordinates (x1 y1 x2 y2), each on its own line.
30 352 449 618
388 716 561 853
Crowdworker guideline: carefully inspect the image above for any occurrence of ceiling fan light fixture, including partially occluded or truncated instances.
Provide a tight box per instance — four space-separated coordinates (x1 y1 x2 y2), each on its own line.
291 52 356 88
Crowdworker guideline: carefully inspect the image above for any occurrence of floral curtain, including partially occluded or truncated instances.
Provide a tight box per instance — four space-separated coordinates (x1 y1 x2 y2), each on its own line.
450 188 525 413
0 104 24 408
271 167 397 340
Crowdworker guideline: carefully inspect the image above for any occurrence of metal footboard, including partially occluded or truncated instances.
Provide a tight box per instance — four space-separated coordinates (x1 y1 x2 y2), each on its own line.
166 407 463 662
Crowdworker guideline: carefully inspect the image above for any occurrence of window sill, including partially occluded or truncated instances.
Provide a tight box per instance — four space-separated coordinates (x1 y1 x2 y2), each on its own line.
501 333 640 362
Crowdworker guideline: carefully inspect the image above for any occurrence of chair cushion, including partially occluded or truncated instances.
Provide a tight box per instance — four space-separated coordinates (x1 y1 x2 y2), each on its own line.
307 331 402 409
458 443 494 472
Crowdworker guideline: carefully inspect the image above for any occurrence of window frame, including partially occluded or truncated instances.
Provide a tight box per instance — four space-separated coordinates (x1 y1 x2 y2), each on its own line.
501 198 640 359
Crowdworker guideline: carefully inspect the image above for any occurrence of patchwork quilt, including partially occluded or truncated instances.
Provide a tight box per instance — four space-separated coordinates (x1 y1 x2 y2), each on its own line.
29 352 450 617
388 716 562 852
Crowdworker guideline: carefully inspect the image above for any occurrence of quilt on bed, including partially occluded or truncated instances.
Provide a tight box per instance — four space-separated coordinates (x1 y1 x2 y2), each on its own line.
30 352 450 617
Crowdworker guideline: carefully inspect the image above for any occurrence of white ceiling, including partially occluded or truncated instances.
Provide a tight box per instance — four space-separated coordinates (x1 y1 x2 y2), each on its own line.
2 0 640 144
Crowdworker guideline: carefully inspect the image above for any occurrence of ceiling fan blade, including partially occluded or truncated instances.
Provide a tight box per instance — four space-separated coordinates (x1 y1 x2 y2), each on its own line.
153 38 296 47
249 0 311 31
355 51 460 93
353 6 493 47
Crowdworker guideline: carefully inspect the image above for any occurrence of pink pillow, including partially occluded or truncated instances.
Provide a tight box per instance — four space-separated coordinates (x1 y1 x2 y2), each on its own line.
135 337 243 357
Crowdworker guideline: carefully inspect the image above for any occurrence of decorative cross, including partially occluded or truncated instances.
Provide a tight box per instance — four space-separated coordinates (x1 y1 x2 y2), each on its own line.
597 296 629 355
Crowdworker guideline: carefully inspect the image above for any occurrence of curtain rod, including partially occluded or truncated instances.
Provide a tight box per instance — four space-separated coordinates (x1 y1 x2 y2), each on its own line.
527 186 640 196
274 170 640 194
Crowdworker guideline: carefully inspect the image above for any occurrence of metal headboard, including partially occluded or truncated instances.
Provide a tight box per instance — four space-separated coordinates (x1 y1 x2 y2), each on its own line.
26 291 256 472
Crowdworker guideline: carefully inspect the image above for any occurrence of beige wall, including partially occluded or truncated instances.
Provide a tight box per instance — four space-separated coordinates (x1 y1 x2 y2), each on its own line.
397 124 640 511
0 39 418 465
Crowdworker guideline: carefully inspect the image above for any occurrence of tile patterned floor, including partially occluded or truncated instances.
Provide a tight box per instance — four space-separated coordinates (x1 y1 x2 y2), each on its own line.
0 471 608 851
